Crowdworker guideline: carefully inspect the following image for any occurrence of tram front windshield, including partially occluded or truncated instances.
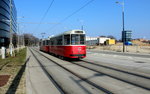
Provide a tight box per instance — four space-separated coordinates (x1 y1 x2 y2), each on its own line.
71 34 85 45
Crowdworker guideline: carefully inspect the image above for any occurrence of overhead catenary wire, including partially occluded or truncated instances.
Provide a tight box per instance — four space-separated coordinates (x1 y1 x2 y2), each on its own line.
34 0 55 31
18 22 59 24
46 0 95 32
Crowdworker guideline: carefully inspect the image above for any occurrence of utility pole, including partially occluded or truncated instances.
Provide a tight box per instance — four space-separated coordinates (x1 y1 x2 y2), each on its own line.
23 32 25 47
116 0 125 52
17 23 20 52
78 19 84 30
9 0 14 56
122 0 125 52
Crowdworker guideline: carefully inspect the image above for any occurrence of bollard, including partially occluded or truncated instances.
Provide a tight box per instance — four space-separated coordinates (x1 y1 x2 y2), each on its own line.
1 47 6 59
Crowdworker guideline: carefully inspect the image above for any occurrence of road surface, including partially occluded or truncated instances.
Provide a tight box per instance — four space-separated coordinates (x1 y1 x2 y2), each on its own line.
25 47 150 94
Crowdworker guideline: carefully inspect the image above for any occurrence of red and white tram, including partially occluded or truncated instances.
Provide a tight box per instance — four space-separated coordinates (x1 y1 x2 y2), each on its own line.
40 30 86 59
40 39 49 52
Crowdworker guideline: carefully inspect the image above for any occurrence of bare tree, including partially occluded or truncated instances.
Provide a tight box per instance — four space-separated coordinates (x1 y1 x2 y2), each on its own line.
24 34 39 46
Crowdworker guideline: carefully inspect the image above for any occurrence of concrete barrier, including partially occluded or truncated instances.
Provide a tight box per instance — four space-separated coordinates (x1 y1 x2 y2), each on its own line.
1 47 6 59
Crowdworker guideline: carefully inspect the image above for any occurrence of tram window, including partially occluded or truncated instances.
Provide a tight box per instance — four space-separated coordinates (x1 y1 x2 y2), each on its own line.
64 35 70 45
48 40 51 45
54 38 57 45
80 35 85 44
51 41 54 45
71 34 80 45
71 35 76 45
43 41 45 45
51 38 54 45
49 40 52 45
57 36 62 45
46 40 49 45
71 34 85 45
48 40 50 45
44 41 46 45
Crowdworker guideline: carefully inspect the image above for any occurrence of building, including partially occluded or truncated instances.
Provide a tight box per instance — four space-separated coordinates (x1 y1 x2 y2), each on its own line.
86 36 116 45
86 36 98 45
98 37 110 45
106 39 116 45
0 0 17 48
122 30 132 42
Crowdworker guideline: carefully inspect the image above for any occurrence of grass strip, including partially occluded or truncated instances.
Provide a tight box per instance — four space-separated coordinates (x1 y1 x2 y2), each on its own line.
0 48 27 94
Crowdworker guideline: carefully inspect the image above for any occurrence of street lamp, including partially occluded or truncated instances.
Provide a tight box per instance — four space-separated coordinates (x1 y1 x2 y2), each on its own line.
116 0 125 52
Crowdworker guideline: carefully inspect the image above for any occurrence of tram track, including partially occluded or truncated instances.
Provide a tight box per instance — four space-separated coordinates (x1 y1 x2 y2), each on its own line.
31 48 113 94
32 47 150 93
29 48 66 94
81 60 150 79
69 60 150 91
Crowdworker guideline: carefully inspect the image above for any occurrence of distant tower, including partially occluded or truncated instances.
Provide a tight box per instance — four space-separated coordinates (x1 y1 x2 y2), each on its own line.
122 30 132 42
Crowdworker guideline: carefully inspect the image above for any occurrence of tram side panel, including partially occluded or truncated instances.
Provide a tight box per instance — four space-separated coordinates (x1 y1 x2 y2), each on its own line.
40 46 44 51
58 45 86 58
49 46 65 56
68 46 86 58
49 45 86 58
44 46 49 52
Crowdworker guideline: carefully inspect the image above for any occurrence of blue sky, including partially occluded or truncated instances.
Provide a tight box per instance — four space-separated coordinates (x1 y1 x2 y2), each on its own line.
15 0 150 40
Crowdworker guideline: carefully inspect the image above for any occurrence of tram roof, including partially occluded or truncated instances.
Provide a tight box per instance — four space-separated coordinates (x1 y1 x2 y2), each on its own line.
41 38 49 41
50 29 85 38
63 29 85 35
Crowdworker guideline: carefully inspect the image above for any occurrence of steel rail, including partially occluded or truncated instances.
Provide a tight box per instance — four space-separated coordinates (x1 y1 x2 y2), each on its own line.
29 48 65 94
80 60 150 79
70 60 150 91
32 48 113 94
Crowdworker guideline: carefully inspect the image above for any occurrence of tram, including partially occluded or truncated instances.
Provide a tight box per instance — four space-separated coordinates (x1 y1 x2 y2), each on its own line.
39 39 49 52
40 30 86 59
